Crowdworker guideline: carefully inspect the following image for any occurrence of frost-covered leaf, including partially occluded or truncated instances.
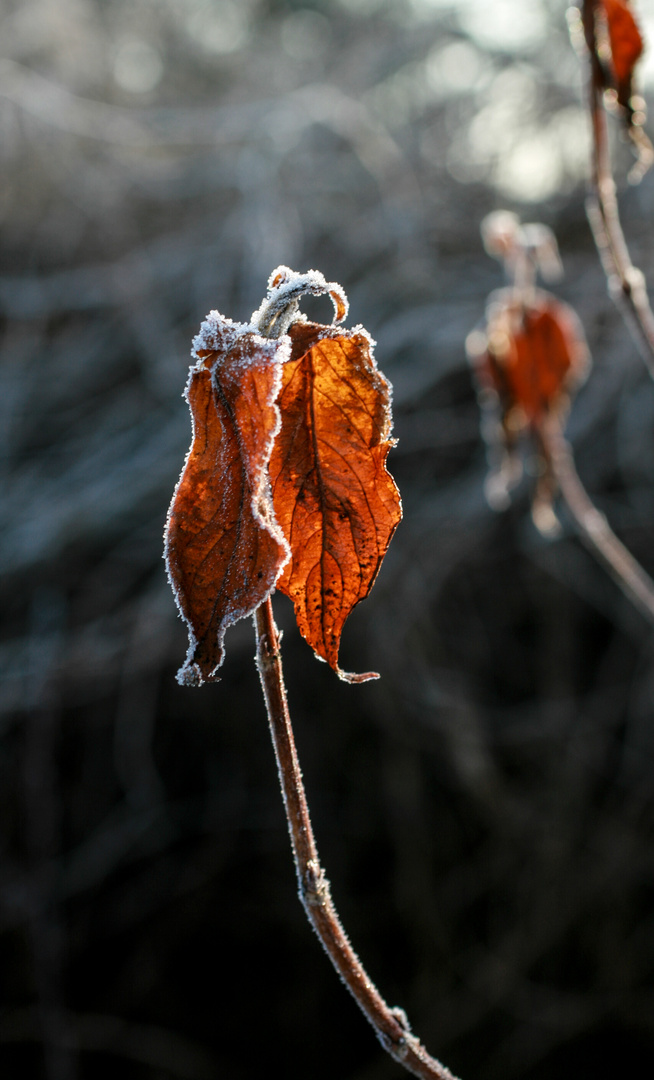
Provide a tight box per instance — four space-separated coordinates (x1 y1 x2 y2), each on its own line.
165 316 289 686
468 285 589 531
166 268 401 687
269 321 402 683
472 287 589 432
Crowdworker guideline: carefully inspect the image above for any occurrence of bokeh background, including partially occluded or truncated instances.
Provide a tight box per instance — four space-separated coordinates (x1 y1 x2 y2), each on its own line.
3 0 654 1077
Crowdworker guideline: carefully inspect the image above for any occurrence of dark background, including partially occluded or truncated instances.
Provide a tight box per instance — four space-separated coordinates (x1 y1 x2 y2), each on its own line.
2 1 654 1077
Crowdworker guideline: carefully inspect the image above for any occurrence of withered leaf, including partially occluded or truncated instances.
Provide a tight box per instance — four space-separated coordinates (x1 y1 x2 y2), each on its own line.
269 321 402 683
469 287 590 532
166 268 402 687
582 0 652 175
165 318 289 686
602 0 644 108
474 288 589 432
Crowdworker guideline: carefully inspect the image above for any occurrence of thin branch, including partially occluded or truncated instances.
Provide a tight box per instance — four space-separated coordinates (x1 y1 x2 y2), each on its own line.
581 0 654 376
253 596 459 1080
538 415 654 625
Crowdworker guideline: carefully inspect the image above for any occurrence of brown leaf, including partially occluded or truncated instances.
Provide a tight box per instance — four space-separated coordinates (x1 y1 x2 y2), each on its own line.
469 287 590 531
165 316 289 686
603 0 644 107
269 321 402 683
166 268 402 686
583 0 652 176
474 288 589 432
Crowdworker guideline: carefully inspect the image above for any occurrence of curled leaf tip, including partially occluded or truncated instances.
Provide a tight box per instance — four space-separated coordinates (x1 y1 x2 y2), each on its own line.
176 661 206 688
268 265 294 289
252 266 349 338
481 212 563 285
337 668 380 685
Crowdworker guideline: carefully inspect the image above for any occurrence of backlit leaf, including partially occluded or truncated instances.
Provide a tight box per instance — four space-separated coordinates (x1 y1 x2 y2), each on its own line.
603 0 643 107
269 321 402 683
165 316 289 686
582 0 652 176
468 286 589 530
472 287 589 432
166 269 402 686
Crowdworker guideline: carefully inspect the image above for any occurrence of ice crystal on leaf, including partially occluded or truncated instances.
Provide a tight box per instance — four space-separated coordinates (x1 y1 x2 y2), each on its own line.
165 268 402 686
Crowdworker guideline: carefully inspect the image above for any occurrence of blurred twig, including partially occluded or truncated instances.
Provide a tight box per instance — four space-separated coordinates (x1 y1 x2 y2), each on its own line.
538 415 654 624
580 0 654 376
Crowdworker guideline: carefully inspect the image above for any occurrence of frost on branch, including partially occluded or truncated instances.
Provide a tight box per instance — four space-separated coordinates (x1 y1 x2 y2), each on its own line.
165 269 401 686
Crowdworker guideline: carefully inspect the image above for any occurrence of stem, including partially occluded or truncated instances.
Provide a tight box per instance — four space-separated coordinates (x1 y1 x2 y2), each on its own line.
253 596 459 1080
581 0 654 376
538 416 654 625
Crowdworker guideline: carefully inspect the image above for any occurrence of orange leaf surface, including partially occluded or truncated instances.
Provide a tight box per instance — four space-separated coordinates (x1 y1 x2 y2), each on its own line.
603 0 643 104
166 268 402 687
165 317 289 686
473 288 589 429
269 321 402 683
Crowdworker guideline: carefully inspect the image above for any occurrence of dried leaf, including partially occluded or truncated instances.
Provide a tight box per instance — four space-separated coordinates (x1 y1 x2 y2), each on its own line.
165 317 289 686
269 321 402 683
469 287 589 531
166 269 401 687
473 288 589 431
603 0 644 107
584 0 653 177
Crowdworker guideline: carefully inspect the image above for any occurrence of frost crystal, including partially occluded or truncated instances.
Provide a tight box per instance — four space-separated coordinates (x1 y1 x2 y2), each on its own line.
250 265 348 339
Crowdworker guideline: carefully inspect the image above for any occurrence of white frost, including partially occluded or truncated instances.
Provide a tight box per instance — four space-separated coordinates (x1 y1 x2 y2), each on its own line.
191 309 292 375
191 311 245 363
250 265 349 339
